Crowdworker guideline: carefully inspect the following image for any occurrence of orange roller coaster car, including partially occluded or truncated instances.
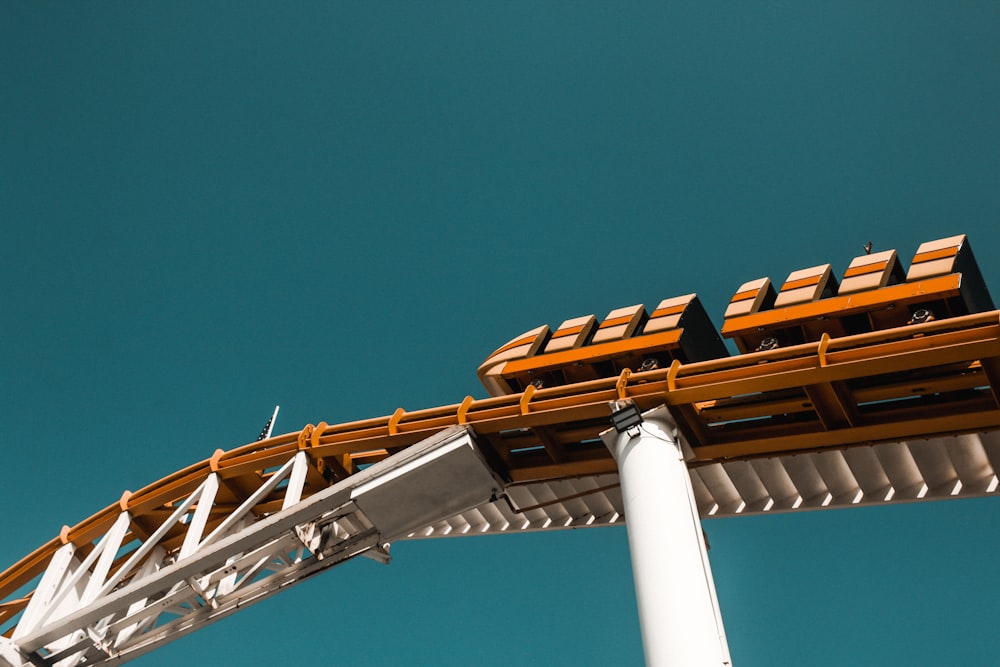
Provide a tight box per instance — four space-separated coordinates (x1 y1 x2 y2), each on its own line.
479 234 994 397
722 233 993 353
478 293 728 397
3 233 1000 666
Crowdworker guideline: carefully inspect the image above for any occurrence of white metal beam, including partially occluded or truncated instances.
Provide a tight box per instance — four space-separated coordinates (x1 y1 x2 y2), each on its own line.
178 473 220 560
4 426 501 667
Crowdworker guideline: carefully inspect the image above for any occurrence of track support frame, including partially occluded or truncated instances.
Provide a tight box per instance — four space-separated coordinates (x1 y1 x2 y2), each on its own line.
603 403 731 667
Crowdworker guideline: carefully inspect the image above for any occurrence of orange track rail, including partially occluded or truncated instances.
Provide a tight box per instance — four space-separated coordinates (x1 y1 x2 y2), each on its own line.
3 310 1000 632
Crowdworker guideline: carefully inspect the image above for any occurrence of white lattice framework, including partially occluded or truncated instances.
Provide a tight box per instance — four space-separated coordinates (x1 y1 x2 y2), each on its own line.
0 428 502 667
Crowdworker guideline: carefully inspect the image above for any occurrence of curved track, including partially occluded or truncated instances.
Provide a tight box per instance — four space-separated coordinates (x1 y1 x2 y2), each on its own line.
4 234 1000 666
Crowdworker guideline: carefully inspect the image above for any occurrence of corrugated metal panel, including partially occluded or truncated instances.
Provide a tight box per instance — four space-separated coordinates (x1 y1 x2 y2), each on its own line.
407 430 1000 539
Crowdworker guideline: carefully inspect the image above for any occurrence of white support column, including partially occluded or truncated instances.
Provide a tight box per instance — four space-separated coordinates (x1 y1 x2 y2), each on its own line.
603 404 731 667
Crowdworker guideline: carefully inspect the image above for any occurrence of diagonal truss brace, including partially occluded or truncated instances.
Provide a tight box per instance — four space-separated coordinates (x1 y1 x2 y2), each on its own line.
0 426 502 667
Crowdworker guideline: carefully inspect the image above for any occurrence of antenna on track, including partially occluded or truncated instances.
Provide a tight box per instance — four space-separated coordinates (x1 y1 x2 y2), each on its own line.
258 405 280 441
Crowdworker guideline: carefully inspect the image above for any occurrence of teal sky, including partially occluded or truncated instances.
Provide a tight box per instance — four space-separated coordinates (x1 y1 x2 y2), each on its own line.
3 2 1000 665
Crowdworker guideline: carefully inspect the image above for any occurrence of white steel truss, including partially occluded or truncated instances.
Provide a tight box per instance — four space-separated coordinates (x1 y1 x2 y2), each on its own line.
4 418 1000 667
0 427 502 667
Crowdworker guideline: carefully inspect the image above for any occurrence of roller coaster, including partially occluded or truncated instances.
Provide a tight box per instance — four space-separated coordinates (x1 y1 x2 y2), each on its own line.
2 234 999 666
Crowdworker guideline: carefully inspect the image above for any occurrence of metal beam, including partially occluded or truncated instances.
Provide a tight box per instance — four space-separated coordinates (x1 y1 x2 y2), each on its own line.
4 427 502 667
602 404 730 666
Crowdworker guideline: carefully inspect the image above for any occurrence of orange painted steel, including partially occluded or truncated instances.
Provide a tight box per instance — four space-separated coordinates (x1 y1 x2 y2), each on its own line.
503 330 684 375
913 246 960 264
479 294 727 396
3 234 998 642
780 275 823 291
3 310 1000 630
724 274 962 333
843 260 889 278
551 324 587 338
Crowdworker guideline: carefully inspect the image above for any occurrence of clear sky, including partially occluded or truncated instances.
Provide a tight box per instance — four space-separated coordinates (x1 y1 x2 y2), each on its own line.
3 2 1000 665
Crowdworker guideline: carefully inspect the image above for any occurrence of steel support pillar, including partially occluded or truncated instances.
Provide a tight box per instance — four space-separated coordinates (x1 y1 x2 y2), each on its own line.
603 403 731 667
